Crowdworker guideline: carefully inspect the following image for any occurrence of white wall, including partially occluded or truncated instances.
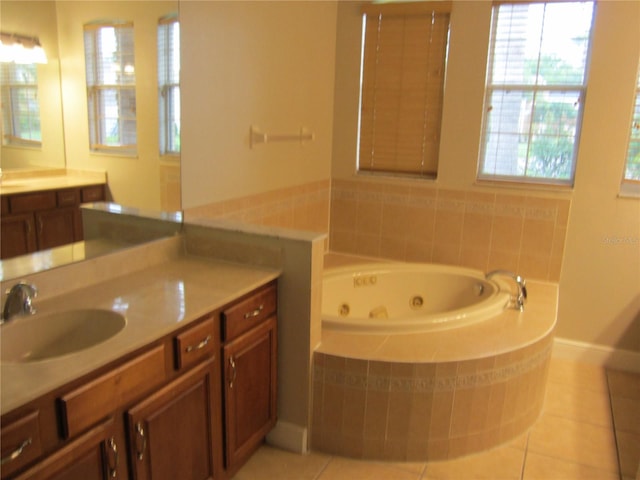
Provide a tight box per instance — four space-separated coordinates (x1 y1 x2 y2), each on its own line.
179 1 337 209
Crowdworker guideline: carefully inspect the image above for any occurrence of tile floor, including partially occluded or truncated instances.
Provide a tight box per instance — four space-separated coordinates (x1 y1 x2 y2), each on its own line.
232 358 640 480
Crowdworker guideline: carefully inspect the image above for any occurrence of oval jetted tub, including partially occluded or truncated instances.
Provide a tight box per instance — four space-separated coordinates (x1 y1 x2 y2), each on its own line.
322 263 511 334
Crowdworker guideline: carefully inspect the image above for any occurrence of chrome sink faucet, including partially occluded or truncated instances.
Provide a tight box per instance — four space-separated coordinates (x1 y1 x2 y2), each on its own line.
486 270 527 311
1 282 37 324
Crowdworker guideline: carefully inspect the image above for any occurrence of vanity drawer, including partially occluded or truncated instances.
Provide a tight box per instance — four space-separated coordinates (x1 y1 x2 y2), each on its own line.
56 189 80 207
222 283 277 341
0 410 43 477
58 345 167 439
81 185 105 203
9 191 56 214
174 316 217 370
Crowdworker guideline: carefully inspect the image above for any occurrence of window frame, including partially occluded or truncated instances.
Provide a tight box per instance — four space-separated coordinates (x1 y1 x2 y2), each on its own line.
157 14 180 156
0 62 42 147
477 1 595 187
83 21 137 156
621 63 640 196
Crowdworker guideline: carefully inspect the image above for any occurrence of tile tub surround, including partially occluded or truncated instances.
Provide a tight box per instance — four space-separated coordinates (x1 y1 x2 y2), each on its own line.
312 254 557 461
184 179 331 234
329 178 570 282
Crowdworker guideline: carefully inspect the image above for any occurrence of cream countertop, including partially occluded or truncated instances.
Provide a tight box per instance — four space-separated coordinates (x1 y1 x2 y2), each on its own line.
0 254 280 415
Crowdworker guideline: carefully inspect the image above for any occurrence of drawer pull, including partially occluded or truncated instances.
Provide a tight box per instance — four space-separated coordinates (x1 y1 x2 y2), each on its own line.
1 437 32 465
185 335 211 353
229 356 237 389
107 437 119 478
243 305 264 319
135 422 147 461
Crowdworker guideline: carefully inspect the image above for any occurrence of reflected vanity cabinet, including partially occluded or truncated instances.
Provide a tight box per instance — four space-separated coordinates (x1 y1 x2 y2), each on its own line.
0 185 105 259
0 281 278 480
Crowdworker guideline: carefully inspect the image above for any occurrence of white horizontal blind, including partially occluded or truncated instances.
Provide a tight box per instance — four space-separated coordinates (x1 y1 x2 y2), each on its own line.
158 16 180 155
624 70 640 183
359 2 451 177
84 23 137 154
480 2 594 184
0 63 41 146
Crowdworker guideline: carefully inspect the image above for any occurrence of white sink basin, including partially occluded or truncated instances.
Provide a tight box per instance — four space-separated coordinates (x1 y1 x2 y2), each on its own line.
1 309 126 363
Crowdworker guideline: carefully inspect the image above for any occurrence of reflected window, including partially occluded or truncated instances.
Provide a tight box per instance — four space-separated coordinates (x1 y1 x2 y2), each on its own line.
158 15 180 155
622 66 640 189
0 63 41 146
84 22 137 155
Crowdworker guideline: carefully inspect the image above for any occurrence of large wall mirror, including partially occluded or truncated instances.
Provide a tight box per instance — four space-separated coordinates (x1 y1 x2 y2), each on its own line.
0 0 180 212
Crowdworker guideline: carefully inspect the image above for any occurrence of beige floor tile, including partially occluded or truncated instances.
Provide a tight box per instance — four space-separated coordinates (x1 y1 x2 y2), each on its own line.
607 369 640 400
231 445 331 480
547 358 609 393
423 446 525 480
543 380 613 427
612 396 640 435
523 452 619 480
316 456 424 480
527 413 618 472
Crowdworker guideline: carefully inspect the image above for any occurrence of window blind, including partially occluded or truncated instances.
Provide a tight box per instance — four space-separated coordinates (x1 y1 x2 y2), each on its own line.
359 2 451 177
0 63 41 145
158 16 180 155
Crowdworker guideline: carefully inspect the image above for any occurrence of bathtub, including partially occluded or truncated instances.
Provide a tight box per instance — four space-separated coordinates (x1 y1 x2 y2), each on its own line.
322 262 512 334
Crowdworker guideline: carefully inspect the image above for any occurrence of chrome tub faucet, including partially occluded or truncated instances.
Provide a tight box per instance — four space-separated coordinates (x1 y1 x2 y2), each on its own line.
486 270 527 311
1 282 37 324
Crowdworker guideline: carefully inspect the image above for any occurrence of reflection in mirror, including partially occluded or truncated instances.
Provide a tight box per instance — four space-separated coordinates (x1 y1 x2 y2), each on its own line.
0 1 181 281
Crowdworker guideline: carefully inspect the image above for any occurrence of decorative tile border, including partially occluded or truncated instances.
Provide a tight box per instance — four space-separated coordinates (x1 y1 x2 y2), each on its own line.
315 342 552 394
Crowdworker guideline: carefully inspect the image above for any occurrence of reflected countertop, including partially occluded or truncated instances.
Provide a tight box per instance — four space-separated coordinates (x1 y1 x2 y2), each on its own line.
0 169 106 195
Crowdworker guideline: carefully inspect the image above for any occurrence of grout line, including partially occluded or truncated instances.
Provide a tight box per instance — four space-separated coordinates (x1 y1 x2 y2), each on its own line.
313 454 334 480
520 431 531 480
605 369 625 480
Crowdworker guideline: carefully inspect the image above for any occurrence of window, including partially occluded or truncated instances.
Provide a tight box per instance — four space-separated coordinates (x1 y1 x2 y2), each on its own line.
158 15 180 155
479 2 594 185
84 22 136 154
623 67 640 186
0 63 41 146
358 2 451 178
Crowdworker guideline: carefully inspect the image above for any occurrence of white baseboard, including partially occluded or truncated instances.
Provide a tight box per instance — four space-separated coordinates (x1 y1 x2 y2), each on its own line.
553 337 640 373
266 421 308 454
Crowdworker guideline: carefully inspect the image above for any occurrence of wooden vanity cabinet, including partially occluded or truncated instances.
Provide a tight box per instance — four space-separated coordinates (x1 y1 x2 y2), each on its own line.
10 418 120 480
0 185 105 259
1 282 277 480
221 282 278 476
126 359 220 480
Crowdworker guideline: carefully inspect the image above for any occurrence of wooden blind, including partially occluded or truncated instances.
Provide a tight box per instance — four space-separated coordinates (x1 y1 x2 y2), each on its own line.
359 2 451 177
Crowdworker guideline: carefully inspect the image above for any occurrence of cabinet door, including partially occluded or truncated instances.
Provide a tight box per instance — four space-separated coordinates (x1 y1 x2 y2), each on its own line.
11 419 119 480
222 315 277 471
35 208 77 251
0 214 37 259
127 358 221 480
